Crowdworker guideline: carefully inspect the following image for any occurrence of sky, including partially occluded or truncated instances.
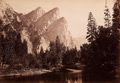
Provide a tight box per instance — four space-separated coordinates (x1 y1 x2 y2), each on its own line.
5 0 114 38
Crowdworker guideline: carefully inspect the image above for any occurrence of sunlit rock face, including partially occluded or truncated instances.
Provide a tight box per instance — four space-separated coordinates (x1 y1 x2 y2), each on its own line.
34 7 73 50
25 7 45 23
45 17 73 47
0 0 73 54
25 7 73 52
35 7 60 35
0 0 20 25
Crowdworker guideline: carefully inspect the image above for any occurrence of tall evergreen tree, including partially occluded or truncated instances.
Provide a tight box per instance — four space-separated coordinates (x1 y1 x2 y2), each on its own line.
56 36 65 65
49 41 57 67
69 36 74 48
56 36 61 54
40 47 44 56
15 33 28 57
86 12 97 43
22 40 28 56
104 0 111 28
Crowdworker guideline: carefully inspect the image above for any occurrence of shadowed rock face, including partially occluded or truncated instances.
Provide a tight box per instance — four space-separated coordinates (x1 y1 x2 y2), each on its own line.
0 0 73 54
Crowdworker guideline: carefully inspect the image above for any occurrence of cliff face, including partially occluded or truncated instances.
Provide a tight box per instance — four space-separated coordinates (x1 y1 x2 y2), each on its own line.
0 0 73 54
44 17 72 47
35 7 60 35
0 0 16 24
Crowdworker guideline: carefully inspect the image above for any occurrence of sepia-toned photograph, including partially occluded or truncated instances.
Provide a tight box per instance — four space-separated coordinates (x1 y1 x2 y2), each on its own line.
0 0 119 83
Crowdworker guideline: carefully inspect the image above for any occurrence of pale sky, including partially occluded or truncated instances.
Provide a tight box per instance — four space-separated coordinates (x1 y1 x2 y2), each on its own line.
5 0 114 38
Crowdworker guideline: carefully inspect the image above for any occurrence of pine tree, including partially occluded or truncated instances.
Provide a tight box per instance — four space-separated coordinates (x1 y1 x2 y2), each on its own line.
104 1 111 28
49 41 57 67
22 40 28 56
0 35 4 67
56 36 61 54
39 47 45 68
40 47 44 56
86 12 97 43
56 36 65 65
69 36 74 48
15 33 24 57
0 20 3 29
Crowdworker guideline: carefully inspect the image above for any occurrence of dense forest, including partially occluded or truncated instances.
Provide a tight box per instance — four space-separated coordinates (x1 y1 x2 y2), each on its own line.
81 0 119 75
0 27 80 73
0 0 119 77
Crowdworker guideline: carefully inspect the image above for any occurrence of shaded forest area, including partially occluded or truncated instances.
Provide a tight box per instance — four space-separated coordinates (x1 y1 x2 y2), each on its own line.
81 0 119 75
0 0 119 76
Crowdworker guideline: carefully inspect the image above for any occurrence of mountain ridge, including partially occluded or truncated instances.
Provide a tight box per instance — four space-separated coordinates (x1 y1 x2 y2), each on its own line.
0 0 74 54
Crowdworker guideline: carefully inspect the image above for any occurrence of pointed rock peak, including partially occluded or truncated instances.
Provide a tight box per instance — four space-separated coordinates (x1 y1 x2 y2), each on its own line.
25 7 45 22
38 7 60 20
35 7 44 12
57 17 67 23
52 7 59 11
46 7 59 15
33 7 45 14
35 7 60 28
59 17 66 21
27 6 44 14
36 7 42 10
49 7 59 13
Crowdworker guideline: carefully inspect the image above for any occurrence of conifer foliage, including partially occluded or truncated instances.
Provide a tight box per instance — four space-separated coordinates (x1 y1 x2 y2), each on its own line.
86 12 97 43
104 4 111 28
81 0 119 75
